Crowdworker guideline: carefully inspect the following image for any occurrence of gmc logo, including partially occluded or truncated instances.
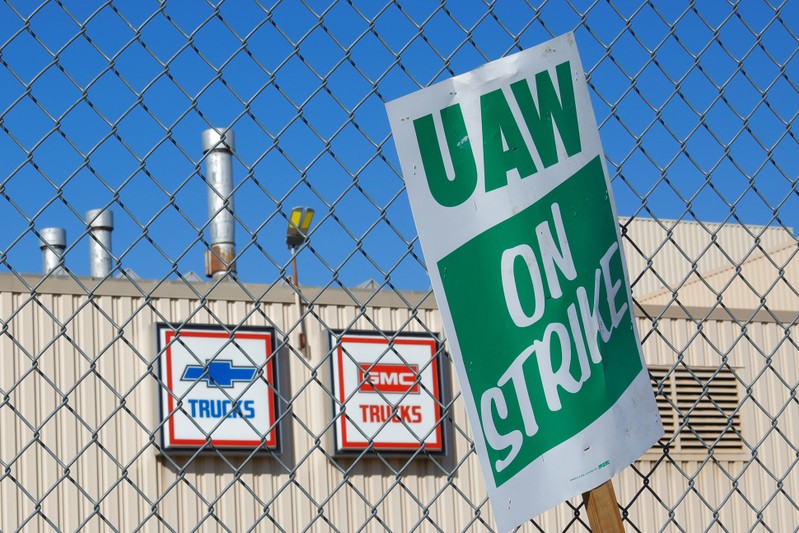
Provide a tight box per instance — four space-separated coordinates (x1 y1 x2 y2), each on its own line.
358 363 420 394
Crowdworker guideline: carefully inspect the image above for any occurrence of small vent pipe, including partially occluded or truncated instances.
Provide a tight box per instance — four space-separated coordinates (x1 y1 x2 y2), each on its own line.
86 208 114 278
202 127 237 280
39 227 66 275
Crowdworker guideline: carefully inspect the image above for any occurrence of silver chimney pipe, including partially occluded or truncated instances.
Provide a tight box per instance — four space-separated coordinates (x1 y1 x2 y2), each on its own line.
201 127 237 280
39 227 67 275
86 208 114 278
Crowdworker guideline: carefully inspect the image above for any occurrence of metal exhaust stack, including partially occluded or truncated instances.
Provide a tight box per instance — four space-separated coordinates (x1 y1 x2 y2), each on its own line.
40 227 67 275
202 127 237 280
86 208 114 278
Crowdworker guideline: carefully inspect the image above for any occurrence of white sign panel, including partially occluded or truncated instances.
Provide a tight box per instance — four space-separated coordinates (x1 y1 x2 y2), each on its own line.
158 324 279 450
330 331 444 453
386 32 662 530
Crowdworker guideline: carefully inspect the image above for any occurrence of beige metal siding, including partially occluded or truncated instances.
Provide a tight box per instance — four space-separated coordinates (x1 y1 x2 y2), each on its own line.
640 242 799 312
1 280 488 532
621 218 795 300
2 275 798 530
619 315 799 532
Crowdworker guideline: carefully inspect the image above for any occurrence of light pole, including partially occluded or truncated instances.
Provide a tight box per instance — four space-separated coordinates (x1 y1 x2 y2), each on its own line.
286 207 314 352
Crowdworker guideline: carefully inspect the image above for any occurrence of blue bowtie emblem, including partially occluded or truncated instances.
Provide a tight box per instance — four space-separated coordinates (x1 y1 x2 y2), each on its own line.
181 359 257 388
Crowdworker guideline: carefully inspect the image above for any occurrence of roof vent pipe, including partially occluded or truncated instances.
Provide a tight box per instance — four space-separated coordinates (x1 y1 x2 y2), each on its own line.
86 208 114 278
39 227 67 275
201 127 237 280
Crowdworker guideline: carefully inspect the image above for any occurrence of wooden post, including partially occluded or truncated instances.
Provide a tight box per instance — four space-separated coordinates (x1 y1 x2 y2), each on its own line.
582 480 625 532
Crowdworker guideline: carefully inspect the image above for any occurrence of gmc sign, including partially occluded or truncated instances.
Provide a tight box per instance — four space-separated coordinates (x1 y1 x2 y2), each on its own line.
358 363 420 394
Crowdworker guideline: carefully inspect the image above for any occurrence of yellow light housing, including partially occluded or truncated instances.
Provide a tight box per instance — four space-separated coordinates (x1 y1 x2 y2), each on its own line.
286 207 315 248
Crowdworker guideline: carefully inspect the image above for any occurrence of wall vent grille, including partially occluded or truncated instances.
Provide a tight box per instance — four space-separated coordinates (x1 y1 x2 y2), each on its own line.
650 366 744 457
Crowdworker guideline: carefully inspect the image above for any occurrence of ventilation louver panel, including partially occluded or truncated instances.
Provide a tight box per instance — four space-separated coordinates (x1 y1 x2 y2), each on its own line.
650 366 743 457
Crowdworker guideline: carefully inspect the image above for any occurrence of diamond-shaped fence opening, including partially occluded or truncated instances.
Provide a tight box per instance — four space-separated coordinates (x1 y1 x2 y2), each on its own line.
2 1 799 531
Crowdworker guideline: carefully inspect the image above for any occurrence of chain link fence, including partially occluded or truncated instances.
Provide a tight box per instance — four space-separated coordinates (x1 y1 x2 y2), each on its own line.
1 1 798 531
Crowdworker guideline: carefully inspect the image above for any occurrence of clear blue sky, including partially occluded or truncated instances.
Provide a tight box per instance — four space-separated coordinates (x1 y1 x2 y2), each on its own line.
1 0 797 290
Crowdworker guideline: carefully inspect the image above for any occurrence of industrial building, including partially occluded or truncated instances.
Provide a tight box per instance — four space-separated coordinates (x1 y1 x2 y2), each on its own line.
1 211 797 531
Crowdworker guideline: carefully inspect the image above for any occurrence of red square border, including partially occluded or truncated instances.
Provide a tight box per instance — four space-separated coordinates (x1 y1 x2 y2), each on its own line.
331 331 445 453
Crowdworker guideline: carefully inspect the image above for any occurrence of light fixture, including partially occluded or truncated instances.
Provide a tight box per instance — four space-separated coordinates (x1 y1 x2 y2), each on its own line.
286 207 315 250
286 206 315 354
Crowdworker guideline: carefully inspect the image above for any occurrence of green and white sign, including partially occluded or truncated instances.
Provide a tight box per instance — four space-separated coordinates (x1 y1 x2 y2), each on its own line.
386 33 663 531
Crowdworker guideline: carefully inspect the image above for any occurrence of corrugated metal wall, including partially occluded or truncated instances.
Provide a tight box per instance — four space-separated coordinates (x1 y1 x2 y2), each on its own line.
2 272 797 531
627 313 799 532
3 277 480 532
620 218 795 301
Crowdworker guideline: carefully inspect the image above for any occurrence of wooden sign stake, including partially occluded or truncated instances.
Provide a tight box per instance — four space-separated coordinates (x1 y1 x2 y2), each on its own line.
582 480 625 532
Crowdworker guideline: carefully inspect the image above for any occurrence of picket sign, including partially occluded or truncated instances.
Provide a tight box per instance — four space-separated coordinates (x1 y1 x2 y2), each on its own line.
385 32 662 531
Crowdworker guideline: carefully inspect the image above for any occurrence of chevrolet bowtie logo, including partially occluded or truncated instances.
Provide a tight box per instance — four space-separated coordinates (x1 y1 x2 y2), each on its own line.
180 359 257 388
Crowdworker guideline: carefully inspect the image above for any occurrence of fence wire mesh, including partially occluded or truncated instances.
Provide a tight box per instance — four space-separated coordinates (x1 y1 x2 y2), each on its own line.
1 0 798 531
